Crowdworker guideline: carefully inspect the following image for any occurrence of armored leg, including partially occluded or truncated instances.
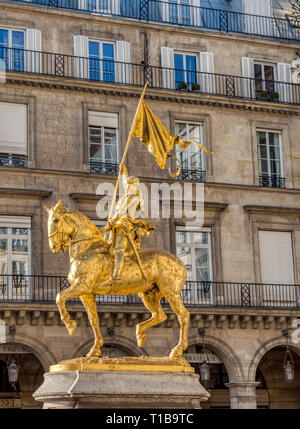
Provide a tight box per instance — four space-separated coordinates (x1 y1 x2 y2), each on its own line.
112 249 125 281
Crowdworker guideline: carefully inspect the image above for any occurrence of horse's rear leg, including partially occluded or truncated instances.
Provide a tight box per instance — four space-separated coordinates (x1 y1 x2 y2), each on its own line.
163 291 190 359
136 287 167 348
80 295 103 358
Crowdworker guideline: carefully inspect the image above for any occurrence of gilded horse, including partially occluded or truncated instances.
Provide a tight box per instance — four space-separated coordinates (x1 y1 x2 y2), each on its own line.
47 200 189 359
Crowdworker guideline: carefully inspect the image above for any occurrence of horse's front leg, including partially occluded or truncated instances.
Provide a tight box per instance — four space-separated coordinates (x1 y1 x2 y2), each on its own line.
56 286 81 336
80 294 103 358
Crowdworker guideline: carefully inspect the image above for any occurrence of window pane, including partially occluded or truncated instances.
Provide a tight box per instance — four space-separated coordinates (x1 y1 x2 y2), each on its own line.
103 43 115 83
12 228 28 235
264 65 274 91
0 238 7 275
0 227 7 234
176 246 193 280
174 54 184 88
195 248 210 281
189 124 200 142
90 144 102 160
186 55 196 86
104 128 117 162
169 0 179 23
258 144 267 159
193 232 208 244
257 131 266 145
176 230 191 244
0 29 8 48
254 64 262 93
12 31 24 49
181 0 190 25
259 159 268 174
89 41 100 81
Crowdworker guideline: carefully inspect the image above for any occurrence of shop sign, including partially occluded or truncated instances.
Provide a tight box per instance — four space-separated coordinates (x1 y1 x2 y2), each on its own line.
183 352 221 364
0 398 21 408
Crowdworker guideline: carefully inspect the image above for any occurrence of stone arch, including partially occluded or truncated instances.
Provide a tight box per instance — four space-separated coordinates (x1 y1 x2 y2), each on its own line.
10 333 57 372
171 334 244 381
73 334 148 358
248 336 300 381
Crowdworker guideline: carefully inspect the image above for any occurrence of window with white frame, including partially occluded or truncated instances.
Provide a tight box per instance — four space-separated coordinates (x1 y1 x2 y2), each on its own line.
254 63 275 98
0 102 28 168
175 122 205 181
0 28 24 72
176 227 213 302
257 130 285 188
88 111 118 175
174 51 197 89
0 217 31 299
89 40 115 82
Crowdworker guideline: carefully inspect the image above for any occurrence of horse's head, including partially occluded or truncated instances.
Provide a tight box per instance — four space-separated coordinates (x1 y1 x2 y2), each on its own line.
46 200 75 254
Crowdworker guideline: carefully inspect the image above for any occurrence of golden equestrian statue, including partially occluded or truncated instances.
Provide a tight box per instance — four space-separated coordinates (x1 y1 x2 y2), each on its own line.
47 83 214 372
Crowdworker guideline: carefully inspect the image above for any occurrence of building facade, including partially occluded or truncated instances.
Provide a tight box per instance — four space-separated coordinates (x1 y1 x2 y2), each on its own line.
0 0 300 409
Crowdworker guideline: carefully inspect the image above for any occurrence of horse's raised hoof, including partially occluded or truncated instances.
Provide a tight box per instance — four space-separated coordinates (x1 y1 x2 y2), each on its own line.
136 332 147 347
86 348 101 358
66 320 77 336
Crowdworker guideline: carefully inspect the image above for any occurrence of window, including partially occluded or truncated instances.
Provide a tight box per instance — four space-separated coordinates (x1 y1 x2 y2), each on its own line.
254 63 275 98
89 41 115 82
174 52 197 89
0 217 31 300
257 130 285 188
176 227 213 303
175 122 205 181
87 0 109 12
0 102 28 168
88 111 118 175
0 28 24 72
169 0 190 25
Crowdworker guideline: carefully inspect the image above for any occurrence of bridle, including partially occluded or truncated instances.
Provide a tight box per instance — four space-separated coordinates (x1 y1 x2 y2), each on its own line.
48 211 104 247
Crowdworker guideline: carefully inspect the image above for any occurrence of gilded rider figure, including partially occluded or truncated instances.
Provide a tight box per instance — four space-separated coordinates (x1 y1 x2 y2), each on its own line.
102 163 154 288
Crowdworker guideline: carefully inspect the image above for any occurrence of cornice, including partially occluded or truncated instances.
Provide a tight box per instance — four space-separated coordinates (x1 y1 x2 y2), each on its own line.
0 188 52 198
5 74 300 116
244 205 300 215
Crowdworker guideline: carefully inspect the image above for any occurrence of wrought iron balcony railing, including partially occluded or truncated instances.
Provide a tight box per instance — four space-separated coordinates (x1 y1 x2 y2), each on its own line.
1 0 300 42
259 175 286 189
178 168 206 182
90 161 119 175
2 47 300 106
0 153 28 168
0 275 299 310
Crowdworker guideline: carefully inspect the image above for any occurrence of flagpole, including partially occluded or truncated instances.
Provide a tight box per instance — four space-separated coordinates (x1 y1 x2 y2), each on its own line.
108 80 148 221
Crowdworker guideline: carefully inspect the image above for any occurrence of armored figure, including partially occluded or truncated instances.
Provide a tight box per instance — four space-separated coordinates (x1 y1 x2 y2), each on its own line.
102 163 154 287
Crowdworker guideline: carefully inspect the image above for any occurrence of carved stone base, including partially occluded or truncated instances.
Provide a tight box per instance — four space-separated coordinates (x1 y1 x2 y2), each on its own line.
33 370 210 409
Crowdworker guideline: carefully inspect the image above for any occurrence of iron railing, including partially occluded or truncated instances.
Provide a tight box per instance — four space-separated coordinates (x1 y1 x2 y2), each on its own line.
0 275 299 309
178 168 206 182
2 47 300 105
90 161 119 175
259 174 286 189
1 0 300 42
0 153 28 168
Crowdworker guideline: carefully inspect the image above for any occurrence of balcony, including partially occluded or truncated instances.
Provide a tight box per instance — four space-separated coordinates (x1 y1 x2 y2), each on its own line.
1 0 300 42
178 168 206 182
259 174 286 189
0 153 28 168
2 47 300 106
0 275 299 310
90 160 118 175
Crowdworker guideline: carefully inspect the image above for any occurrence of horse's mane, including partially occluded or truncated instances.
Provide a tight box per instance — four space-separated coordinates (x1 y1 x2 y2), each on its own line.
64 210 106 242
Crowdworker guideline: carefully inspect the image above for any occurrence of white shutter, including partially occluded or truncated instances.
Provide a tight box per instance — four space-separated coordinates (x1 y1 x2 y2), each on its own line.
259 231 296 303
199 52 215 94
191 0 201 27
243 0 272 36
111 0 120 15
73 35 89 79
243 0 272 16
276 63 293 103
161 47 175 89
241 57 255 99
160 0 169 22
115 41 131 84
89 111 118 128
0 103 27 155
25 29 42 73
78 0 87 10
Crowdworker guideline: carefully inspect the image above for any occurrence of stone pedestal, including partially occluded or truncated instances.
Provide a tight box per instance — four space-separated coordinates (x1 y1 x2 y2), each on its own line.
33 370 210 409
